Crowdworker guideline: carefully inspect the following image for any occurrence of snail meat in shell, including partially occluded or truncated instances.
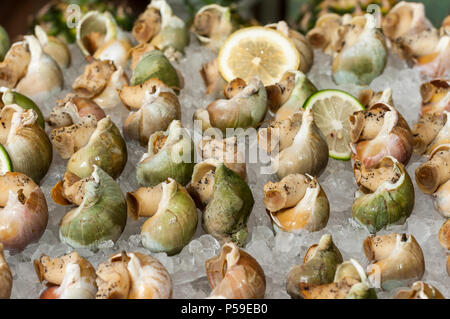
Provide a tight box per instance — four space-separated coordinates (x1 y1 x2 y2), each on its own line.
364 233 425 291
264 173 330 233
127 178 198 256
55 165 127 251
205 242 266 299
96 251 172 299
34 252 97 299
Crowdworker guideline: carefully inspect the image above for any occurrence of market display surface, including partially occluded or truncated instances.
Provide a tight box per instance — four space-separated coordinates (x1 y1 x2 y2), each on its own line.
0 0 449 299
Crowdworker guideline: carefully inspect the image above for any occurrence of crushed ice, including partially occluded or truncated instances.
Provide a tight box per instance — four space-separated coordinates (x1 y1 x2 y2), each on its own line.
5 35 449 299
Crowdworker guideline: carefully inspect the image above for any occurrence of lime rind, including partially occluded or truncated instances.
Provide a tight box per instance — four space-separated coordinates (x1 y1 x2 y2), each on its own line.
303 89 364 161
0 143 12 174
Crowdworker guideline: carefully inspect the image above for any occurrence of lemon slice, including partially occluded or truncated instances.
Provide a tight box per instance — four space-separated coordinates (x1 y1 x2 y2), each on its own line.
0 144 12 174
304 89 364 161
218 26 300 86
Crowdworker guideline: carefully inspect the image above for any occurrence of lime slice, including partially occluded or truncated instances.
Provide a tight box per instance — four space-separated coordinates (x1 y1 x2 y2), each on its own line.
218 26 300 86
0 144 12 174
303 89 364 160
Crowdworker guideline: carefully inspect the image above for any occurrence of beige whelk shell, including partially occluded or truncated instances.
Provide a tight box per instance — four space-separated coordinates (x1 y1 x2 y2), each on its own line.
266 71 317 121
264 174 329 233
424 112 450 153
132 4 162 45
412 83 450 155
72 58 128 109
51 170 92 206
306 13 343 55
193 4 236 53
118 77 168 110
132 0 189 58
415 143 450 218
270 109 329 179
447 254 450 276
14 35 63 98
382 1 433 42
0 37 65 101
76 11 132 69
48 94 106 159
197 136 247 180
395 281 445 299
47 94 106 128
34 252 97 299
358 88 394 109
412 111 449 155
0 172 48 252
415 144 450 194
414 25 449 78
194 77 267 133
96 251 172 299
51 117 97 159
350 102 413 168
0 243 12 299
266 21 314 74
200 58 227 98
258 112 302 154
0 41 31 89
439 219 450 250
382 2 449 77
364 233 425 291
205 242 266 299
35 25 70 69
434 179 450 219
419 79 450 116
123 85 180 146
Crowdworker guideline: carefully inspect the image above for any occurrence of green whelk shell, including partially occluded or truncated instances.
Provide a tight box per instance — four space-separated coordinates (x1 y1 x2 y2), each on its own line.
286 234 343 299
59 165 127 251
140 179 198 256
151 22 189 54
0 25 10 62
346 283 378 299
273 71 317 121
0 105 52 183
136 120 194 187
191 161 254 246
352 157 415 234
193 4 235 53
293 258 377 299
130 50 180 89
336 259 377 299
195 78 268 133
332 14 387 86
144 0 190 54
67 116 127 179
